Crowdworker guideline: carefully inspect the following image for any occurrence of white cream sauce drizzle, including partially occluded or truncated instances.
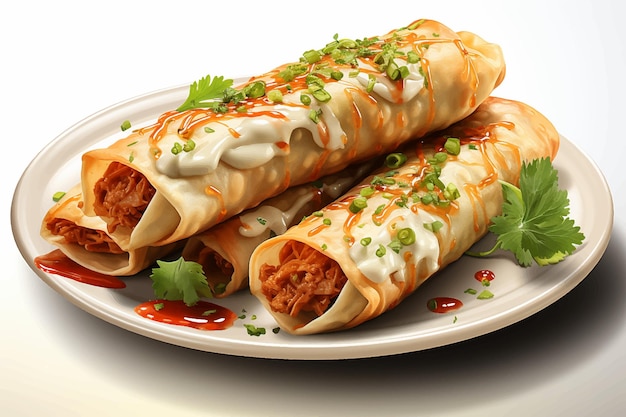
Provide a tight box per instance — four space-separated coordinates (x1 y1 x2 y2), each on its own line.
348 199 441 284
155 52 424 178
354 61 424 103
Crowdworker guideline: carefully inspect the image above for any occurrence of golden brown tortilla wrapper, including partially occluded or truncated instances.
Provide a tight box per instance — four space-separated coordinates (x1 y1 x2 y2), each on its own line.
248 97 560 335
41 185 180 276
79 19 505 251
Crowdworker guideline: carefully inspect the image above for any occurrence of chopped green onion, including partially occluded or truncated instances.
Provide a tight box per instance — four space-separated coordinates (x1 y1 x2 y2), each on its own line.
433 152 448 163
477 290 494 300
385 152 408 168
204 126 215 133
375 244 386 257
120 120 131 131
386 61 401 80
331 70 344 81
243 81 266 99
397 227 416 245
303 49 322 64
300 94 312 105
52 191 66 202
323 218 332 226
309 108 322 123
407 51 420 64
360 237 372 246
183 139 196 152
244 324 266 336
359 186 375 198
256 217 267 225
444 183 460 201
444 137 461 155
420 193 434 205
153 302 165 311
349 196 368 213
267 89 283 103
371 176 396 186
171 142 183 155
388 239 403 253
424 221 444 233
312 88 331 102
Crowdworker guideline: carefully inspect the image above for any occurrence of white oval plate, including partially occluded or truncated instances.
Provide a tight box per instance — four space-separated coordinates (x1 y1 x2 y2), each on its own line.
11 85 614 360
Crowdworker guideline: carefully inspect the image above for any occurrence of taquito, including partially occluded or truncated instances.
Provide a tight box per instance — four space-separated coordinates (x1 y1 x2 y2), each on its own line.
248 97 560 335
41 185 180 275
182 160 378 297
79 19 505 251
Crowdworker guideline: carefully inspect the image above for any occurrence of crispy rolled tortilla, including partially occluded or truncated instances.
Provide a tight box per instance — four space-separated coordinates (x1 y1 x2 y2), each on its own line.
182 160 378 297
248 97 560 335
41 185 180 275
79 19 505 251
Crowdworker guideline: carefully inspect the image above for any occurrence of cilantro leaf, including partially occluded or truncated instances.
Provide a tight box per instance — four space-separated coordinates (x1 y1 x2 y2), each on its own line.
467 157 585 267
176 75 234 112
149 257 213 306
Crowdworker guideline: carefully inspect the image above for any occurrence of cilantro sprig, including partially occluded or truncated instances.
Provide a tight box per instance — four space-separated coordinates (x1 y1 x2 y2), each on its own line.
149 257 213 306
466 157 584 267
176 75 234 112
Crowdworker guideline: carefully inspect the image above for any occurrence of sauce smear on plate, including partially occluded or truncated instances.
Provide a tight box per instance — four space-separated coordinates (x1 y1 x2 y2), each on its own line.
34 249 126 289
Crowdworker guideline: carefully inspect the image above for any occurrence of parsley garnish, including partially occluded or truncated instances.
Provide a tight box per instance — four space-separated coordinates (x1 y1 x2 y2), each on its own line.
149 257 213 306
176 75 234 112
467 158 584 266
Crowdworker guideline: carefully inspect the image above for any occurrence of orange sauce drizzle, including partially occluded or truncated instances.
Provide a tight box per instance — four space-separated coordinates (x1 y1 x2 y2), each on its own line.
135 20 478 168
204 185 227 222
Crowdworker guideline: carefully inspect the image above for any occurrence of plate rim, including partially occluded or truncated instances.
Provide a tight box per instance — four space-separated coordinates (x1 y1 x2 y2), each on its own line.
11 86 615 360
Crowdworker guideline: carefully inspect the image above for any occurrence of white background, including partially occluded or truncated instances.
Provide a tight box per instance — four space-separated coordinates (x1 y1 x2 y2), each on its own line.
3 0 625 416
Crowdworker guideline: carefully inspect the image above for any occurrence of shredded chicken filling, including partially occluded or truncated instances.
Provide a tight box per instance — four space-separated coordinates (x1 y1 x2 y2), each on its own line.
47 218 123 254
93 162 156 233
195 247 235 292
259 241 348 317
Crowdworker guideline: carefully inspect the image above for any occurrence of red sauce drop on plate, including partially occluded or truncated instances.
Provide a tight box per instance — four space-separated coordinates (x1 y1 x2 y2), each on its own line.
474 269 495 283
135 299 237 331
34 249 126 289
427 297 463 313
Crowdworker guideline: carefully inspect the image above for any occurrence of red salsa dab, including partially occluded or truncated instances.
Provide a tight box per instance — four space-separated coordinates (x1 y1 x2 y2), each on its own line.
474 269 495 283
427 297 463 313
135 299 238 331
